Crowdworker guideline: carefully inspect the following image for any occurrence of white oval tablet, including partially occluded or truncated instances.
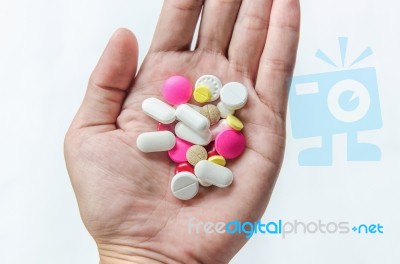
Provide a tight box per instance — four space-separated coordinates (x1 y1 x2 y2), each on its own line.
217 101 235 118
220 82 248 110
175 122 212 146
175 104 210 131
171 172 199 200
136 131 176 153
195 160 233 188
195 75 223 102
142 97 176 124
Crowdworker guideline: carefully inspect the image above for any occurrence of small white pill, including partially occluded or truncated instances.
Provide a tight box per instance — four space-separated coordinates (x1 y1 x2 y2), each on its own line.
136 131 176 153
195 160 233 188
220 82 248 110
175 104 210 131
171 172 199 200
175 122 212 146
142 97 176 124
195 75 223 102
217 101 234 118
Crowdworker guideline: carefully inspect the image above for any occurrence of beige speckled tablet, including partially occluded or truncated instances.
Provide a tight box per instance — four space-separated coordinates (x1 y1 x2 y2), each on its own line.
186 145 208 166
200 104 221 126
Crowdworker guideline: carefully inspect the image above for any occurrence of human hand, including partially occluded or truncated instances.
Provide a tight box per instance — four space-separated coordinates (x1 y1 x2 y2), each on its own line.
65 0 300 263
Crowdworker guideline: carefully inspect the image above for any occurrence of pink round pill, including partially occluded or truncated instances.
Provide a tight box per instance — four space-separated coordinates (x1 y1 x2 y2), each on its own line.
215 129 245 159
162 75 192 105
168 138 193 163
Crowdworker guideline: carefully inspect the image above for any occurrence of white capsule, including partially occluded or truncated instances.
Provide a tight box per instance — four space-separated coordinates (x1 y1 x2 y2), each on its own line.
175 122 212 146
142 97 176 124
171 172 199 200
136 131 176 153
194 160 233 188
175 104 210 131
195 75 223 102
217 101 235 118
220 82 248 110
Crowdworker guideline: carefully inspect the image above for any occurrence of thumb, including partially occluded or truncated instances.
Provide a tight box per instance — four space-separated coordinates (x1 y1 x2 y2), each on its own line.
71 28 138 130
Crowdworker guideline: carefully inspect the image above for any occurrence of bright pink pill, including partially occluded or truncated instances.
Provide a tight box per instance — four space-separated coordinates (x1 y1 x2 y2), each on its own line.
162 75 192 105
175 162 194 174
157 123 175 133
215 129 246 159
168 138 193 163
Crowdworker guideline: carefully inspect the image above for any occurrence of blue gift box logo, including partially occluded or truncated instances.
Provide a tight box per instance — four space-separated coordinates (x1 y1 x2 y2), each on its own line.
289 37 382 166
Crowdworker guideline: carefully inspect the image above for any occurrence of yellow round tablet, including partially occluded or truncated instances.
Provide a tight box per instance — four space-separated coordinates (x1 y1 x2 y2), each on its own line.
208 155 227 166
193 86 212 103
226 115 244 131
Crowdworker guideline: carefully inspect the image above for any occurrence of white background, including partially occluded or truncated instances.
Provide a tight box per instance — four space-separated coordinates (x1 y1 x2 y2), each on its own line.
1 0 399 263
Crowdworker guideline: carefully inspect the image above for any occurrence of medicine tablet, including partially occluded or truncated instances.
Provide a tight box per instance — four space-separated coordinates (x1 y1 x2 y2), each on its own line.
168 138 193 163
220 82 248 110
186 145 208 166
217 101 234 118
193 86 212 103
175 122 212 146
171 172 199 200
176 104 210 131
162 75 192 105
195 160 233 188
208 155 226 166
200 104 221 126
175 162 194 174
226 115 244 131
195 75 223 102
215 129 246 159
136 131 176 153
142 97 176 124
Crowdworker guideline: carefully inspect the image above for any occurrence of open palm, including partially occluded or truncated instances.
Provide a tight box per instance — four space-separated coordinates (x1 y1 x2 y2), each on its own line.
65 0 300 263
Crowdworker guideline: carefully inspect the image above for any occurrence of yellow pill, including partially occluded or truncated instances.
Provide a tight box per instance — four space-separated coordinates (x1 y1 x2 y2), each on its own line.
226 115 244 131
208 155 227 166
194 86 212 103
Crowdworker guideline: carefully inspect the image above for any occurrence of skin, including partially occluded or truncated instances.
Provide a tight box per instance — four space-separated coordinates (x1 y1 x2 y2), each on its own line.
64 0 300 263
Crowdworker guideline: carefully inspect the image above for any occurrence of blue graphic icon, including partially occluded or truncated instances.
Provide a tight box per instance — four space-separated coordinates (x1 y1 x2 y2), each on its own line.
289 37 382 166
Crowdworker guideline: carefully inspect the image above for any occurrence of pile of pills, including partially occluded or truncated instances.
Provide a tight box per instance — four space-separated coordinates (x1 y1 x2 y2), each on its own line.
136 75 248 200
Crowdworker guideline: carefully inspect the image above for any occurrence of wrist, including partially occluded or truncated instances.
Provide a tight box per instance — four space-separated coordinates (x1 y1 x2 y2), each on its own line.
98 243 184 264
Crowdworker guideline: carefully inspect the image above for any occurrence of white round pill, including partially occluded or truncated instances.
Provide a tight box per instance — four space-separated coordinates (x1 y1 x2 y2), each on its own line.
171 172 199 200
220 82 248 110
195 75 223 102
